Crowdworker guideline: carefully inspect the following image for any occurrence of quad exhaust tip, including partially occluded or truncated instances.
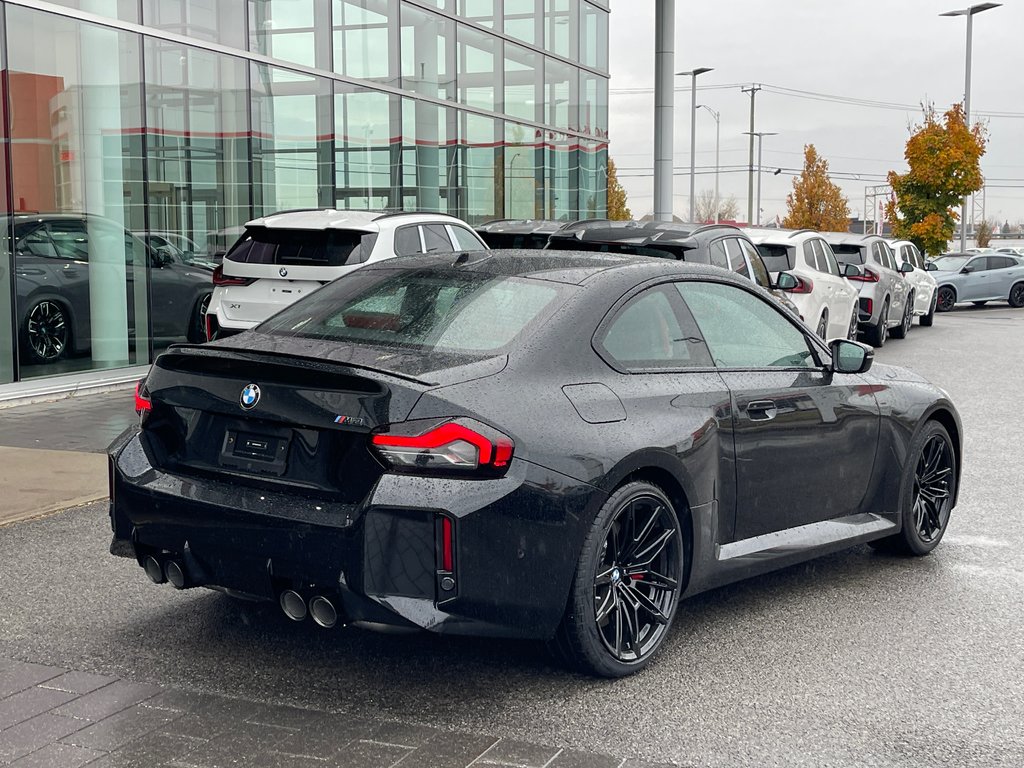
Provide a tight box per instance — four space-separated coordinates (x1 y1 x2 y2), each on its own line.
165 560 187 589
144 556 166 584
279 590 307 622
309 596 338 629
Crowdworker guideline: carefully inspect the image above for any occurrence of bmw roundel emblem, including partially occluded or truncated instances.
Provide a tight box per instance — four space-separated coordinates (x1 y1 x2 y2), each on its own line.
240 383 261 410
279 267 288 277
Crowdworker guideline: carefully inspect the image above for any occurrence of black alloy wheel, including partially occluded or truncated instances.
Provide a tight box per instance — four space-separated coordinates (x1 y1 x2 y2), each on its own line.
920 291 937 327
865 298 888 347
25 300 69 364
188 293 212 343
816 311 828 340
848 308 859 340
1009 282 1024 308
870 421 957 556
552 482 684 677
890 294 913 339
936 286 956 312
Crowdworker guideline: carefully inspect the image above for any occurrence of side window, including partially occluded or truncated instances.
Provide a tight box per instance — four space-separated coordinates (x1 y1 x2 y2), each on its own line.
724 239 751 279
881 243 897 270
988 256 1013 270
46 222 90 261
422 224 454 254
819 241 841 276
739 239 770 288
15 226 59 259
967 257 988 272
394 225 422 256
676 281 817 369
910 245 925 270
802 242 817 270
448 225 487 251
708 239 730 271
597 286 712 370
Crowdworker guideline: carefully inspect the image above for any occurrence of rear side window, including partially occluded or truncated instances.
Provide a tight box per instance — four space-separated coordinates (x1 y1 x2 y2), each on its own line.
756 243 795 272
739 239 770 288
832 245 866 266
708 239 730 270
803 242 817 270
819 241 841 276
225 227 377 267
259 268 563 355
422 224 454 254
597 286 712 370
725 239 752 280
449 226 487 251
394 226 422 256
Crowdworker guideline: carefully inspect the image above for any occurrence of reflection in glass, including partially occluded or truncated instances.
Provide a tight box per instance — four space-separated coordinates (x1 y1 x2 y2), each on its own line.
334 0 397 85
459 113 499 224
6 7 149 379
544 0 576 58
252 65 334 213
580 2 608 70
504 0 537 45
401 99 456 213
144 40 250 271
142 0 245 48
579 139 607 220
459 0 495 28
457 25 498 113
580 70 608 137
543 130 576 221
504 43 538 122
45 0 138 22
544 57 576 130
250 0 330 69
400 5 455 100
335 85 397 210
505 122 539 220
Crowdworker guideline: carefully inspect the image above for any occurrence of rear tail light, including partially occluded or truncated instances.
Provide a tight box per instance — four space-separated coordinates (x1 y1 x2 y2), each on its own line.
848 268 880 283
370 417 514 475
134 379 152 415
212 265 256 287
205 311 219 342
791 276 813 294
860 297 873 316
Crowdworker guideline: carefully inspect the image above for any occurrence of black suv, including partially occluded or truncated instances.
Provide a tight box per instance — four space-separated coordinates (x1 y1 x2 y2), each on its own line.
546 220 800 313
475 219 568 250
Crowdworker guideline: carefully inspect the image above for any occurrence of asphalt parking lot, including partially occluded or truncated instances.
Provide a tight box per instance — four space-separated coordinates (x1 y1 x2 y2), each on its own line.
1 304 1022 767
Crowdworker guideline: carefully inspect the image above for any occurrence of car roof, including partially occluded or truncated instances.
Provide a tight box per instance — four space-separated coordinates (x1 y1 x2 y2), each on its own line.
244 209 469 232
549 219 745 248
819 231 886 246
475 219 568 235
356 248 742 287
743 227 818 245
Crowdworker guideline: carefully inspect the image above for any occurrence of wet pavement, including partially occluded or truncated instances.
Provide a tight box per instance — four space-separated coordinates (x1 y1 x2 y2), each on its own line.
0 304 1022 767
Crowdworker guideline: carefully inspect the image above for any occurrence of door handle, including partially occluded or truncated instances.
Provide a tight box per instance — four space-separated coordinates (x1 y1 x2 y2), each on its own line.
746 400 778 421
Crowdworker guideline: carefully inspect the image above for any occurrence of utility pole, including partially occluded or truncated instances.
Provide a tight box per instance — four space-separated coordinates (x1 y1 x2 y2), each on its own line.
678 68 713 222
741 84 761 225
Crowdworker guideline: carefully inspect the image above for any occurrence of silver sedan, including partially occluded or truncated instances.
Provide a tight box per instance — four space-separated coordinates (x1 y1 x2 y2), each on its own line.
928 253 1024 311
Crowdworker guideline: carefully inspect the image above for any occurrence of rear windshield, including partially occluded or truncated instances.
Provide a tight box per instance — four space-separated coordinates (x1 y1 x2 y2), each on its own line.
226 227 378 267
755 244 795 272
830 245 866 266
258 267 564 355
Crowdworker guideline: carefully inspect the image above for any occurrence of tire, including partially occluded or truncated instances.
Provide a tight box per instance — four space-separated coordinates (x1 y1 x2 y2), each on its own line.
550 482 685 678
889 293 913 339
971 301 988 307
22 300 71 364
187 293 211 344
936 286 956 312
864 298 888 347
1008 282 1024 309
920 291 937 327
869 421 957 556
847 307 859 340
815 310 828 340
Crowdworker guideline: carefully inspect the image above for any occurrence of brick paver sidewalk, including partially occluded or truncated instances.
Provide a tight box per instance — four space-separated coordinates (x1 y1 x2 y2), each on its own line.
0 658 677 768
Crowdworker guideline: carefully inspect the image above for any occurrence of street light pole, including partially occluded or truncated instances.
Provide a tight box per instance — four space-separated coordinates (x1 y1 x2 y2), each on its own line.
677 67 713 222
697 105 720 222
941 2 1000 251
744 131 777 226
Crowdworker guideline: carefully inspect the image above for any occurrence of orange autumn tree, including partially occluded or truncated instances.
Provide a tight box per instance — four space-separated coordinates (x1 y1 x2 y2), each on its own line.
783 145 850 231
886 103 986 257
606 158 632 220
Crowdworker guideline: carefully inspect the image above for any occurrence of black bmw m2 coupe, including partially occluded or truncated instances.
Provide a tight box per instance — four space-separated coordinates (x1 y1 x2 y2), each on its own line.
108 250 961 677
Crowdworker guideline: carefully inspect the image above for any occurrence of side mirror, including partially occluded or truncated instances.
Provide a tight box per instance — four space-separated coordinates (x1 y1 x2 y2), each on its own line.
829 339 874 375
925 262 938 272
842 263 861 278
775 272 799 291
899 261 914 274
960 265 973 274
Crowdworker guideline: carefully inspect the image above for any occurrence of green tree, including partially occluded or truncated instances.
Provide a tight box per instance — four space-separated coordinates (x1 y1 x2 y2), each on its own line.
976 219 993 248
606 158 632 220
782 145 850 231
885 103 986 256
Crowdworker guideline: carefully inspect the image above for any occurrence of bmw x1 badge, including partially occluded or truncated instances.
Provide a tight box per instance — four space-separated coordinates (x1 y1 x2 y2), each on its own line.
240 383 261 410
279 267 288 277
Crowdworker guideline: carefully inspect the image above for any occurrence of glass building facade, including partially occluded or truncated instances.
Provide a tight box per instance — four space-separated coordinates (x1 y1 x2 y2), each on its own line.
0 0 609 385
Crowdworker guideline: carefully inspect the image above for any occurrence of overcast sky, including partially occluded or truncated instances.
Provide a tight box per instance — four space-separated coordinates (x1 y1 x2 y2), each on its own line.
608 0 1024 227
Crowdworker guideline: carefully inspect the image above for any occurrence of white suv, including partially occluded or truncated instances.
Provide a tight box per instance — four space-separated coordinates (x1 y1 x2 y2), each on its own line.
890 239 938 327
207 210 488 338
745 228 860 340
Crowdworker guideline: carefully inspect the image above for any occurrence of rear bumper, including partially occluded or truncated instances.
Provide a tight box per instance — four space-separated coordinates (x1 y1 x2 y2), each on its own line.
108 430 602 640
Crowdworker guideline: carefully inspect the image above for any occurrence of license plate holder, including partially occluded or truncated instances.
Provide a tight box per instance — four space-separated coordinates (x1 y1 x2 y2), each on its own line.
220 429 290 476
